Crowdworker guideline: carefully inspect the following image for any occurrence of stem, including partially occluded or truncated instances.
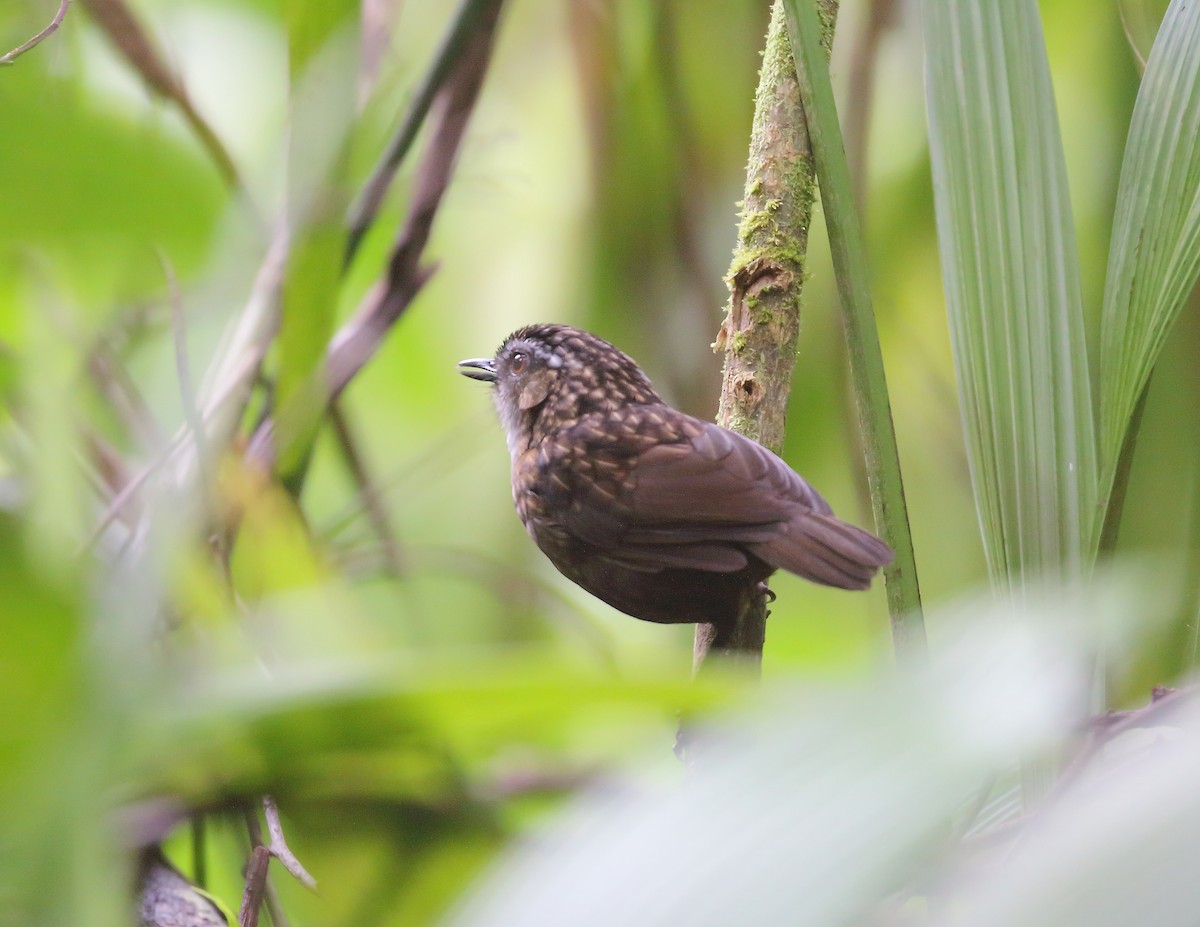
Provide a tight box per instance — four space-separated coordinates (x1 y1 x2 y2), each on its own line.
0 0 69 65
345 0 501 265
783 0 926 663
692 0 838 672
190 816 207 889
1097 377 1151 556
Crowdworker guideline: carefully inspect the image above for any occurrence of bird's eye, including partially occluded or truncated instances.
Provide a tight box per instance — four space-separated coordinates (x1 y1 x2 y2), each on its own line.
510 352 529 375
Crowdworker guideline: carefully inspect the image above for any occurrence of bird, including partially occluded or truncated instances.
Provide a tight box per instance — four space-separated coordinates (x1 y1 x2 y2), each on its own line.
458 324 892 631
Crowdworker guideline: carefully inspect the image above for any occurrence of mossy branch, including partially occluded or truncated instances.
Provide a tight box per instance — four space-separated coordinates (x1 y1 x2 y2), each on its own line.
693 0 838 673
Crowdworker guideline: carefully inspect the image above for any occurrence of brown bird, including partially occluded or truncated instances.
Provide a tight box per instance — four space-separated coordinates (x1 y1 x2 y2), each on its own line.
458 324 892 630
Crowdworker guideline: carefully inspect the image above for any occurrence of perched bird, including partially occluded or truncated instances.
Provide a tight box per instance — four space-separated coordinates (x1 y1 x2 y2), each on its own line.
458 324 892 630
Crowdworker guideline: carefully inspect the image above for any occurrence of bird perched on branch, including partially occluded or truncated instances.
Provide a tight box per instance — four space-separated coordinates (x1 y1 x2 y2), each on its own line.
458 324 891 631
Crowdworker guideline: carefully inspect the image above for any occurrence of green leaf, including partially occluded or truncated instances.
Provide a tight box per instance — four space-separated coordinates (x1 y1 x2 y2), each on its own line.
275 16 360 480
1098 0 1200 507
284 0 359 77
448 585 1127 927
921 0 1097 588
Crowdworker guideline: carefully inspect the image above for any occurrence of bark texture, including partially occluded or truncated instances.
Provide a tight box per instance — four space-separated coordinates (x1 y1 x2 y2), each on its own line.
694 0 838 672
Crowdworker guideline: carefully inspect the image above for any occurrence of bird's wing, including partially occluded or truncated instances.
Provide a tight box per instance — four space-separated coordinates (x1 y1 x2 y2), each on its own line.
540 407 892 588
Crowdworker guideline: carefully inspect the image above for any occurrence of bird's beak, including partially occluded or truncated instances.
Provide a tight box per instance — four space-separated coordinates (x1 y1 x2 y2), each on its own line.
457 358 497 383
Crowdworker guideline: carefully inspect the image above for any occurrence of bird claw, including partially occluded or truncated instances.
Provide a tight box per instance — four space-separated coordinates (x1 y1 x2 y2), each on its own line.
756 582 776 604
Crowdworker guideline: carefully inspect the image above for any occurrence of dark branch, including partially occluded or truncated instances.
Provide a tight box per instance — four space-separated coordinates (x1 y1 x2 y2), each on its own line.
237 845 271 927
345 0 503 264
246 0 505 467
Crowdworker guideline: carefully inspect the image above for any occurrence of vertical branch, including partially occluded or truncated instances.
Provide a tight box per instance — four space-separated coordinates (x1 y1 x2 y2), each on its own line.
693 0 838 671
237 846 271 927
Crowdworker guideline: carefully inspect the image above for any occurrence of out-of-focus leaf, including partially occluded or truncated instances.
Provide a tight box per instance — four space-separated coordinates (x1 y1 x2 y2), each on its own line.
274 18 359 481
446 575 1174 927
227 462 329 598
922 0 1097 587
137 653 730 802
0 521 128 927
0 66 224 312
935 699 1200 927
446 604 1093 926
1098 0 1200 505
284 0 358 78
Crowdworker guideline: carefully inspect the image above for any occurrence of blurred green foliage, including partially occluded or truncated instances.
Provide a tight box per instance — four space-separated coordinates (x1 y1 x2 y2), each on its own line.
0 0 1197 924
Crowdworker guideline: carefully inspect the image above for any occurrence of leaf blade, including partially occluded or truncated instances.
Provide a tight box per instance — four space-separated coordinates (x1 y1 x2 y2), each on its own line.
922 0 1097 588
1099 0 1200 516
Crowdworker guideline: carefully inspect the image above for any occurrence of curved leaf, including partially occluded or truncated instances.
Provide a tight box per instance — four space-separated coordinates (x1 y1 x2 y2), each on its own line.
1099 0 1200 503
922 0 1097 587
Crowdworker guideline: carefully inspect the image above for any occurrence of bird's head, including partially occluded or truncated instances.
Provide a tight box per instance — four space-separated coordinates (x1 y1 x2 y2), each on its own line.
458 324 661 454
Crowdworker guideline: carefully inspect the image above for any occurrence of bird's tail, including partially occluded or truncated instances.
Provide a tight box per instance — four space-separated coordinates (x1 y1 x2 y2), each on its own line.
751 514 894 591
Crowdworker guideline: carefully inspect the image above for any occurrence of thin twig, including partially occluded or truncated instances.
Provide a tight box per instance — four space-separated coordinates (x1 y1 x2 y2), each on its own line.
1053 686 1189 799
320 411 490 539
329 401 405 576
165 252 232 577
87 337 162 452
80 0 243 189
263 880 292 927
242 805 292 926
262 795 318 891
345 0 501 264
84 346 260 554
83 440 172 551
82 431 129 503
246 0 505 468
0 0 70 65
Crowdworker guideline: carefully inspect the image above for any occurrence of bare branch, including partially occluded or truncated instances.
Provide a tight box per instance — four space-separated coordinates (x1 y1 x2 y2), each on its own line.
165 256 209 486
0 0 70 66
345 0 503 264
262 795 317 891
80 0 242 189
329 401 404 576
246 0 505 467
237 845 271 927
